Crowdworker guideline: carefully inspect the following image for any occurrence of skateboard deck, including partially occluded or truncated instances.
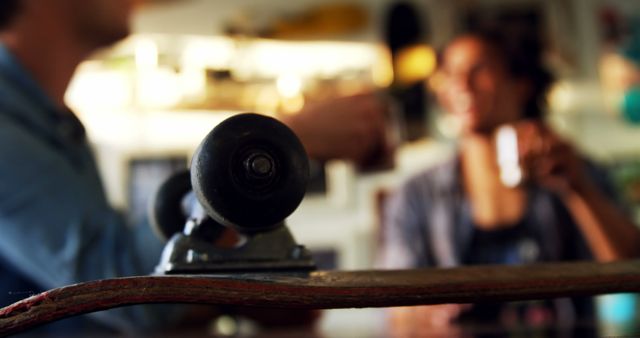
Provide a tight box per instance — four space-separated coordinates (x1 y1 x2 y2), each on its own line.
1 259 639 336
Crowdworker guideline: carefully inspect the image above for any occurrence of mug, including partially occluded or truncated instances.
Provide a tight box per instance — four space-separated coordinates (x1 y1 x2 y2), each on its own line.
495 124 524 188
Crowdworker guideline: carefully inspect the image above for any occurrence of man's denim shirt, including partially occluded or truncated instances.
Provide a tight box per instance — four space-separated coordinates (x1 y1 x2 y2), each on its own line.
0 43 175 333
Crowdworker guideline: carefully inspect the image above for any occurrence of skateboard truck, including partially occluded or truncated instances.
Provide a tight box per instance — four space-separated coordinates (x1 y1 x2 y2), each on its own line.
150 114 315 274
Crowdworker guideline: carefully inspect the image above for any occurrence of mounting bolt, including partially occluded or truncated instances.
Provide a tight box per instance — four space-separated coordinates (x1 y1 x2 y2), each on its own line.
245 152 275 179
251 155 272 176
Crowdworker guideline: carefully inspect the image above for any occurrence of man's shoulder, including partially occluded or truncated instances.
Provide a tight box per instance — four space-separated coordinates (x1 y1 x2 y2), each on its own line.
0 108 59 172
0 110 36 142
0 79 57 147
0 80 35 127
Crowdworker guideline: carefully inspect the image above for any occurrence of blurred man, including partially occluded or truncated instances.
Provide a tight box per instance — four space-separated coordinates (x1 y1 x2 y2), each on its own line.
0 0 191 334
0 0 388 334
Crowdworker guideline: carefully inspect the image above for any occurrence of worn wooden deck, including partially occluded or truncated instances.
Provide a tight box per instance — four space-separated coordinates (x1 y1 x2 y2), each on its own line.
1 259 639 336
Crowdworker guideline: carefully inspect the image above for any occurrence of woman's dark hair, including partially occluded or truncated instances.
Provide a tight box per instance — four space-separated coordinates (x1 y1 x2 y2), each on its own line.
479 28 554 120
442 23 555 120
0 0 22 30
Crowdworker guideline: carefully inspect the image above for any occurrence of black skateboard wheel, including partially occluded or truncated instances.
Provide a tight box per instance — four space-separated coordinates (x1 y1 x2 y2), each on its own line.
148 170 192 240
191 113 309 233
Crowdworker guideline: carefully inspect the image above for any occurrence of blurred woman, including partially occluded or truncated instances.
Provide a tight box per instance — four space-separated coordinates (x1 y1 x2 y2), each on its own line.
378 28 640 334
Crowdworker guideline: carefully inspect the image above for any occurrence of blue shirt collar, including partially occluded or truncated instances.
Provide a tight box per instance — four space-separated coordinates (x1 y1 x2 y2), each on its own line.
0 42 58 114
0 41 86 144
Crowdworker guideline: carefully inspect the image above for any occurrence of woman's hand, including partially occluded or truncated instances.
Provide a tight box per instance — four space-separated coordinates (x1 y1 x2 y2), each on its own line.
515 121 591 196
514 120 640 261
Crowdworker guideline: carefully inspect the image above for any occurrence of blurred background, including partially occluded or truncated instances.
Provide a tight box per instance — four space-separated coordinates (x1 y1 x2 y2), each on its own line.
65 0 640 335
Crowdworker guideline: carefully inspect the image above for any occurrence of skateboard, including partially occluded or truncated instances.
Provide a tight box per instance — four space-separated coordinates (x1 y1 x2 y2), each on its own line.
1 114 639 335
1 260 639 335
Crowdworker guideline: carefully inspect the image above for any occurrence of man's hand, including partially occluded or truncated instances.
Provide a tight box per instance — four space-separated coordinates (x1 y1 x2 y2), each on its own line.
281 93 391 165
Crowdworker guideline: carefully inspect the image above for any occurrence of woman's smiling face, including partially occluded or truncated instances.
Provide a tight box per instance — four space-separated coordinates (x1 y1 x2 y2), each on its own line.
437 35 529 135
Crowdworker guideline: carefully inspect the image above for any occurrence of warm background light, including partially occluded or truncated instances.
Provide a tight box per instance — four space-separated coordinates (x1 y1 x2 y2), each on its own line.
394 44 437 86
